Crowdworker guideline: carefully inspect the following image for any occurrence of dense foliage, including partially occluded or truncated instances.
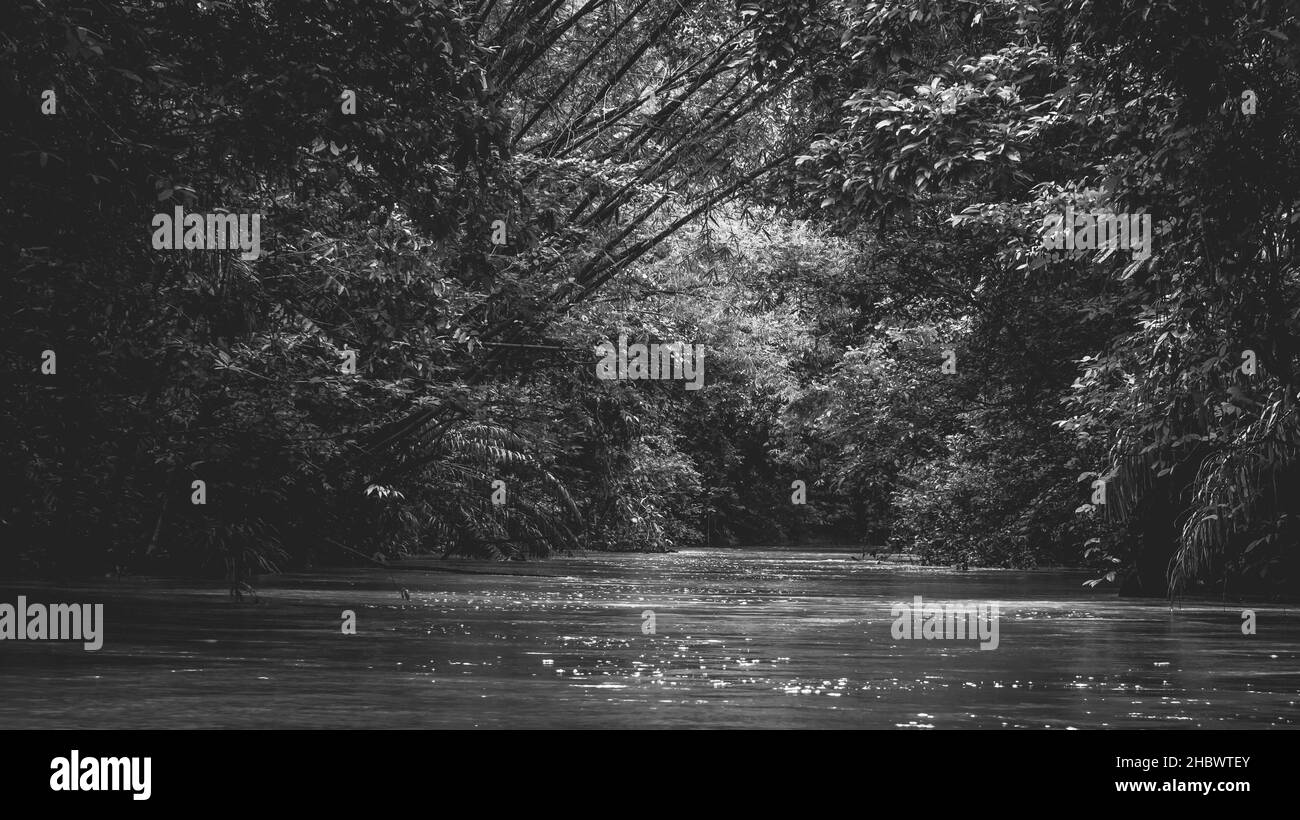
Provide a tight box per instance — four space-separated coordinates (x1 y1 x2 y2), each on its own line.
5 0 1300 600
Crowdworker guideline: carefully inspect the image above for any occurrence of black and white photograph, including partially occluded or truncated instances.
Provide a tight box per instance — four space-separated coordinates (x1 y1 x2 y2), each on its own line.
0 0 1295 804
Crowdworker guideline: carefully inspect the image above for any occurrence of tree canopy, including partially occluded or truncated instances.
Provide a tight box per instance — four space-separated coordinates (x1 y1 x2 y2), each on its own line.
6 0 1300 600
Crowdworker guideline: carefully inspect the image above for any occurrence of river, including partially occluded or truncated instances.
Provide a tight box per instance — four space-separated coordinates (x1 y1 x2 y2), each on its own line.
1 547 1297 728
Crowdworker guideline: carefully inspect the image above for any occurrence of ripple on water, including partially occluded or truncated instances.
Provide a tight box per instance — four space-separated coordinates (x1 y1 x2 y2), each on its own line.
3 549 1299 728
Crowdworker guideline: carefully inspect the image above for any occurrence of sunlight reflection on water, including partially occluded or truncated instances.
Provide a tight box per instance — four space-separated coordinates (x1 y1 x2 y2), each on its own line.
1 547 1298 728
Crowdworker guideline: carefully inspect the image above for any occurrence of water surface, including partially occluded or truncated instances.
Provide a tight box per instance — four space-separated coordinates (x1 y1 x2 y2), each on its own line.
1 547 1297 728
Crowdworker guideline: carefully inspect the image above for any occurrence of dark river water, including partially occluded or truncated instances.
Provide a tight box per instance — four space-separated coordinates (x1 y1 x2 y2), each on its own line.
1 547 1297 728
